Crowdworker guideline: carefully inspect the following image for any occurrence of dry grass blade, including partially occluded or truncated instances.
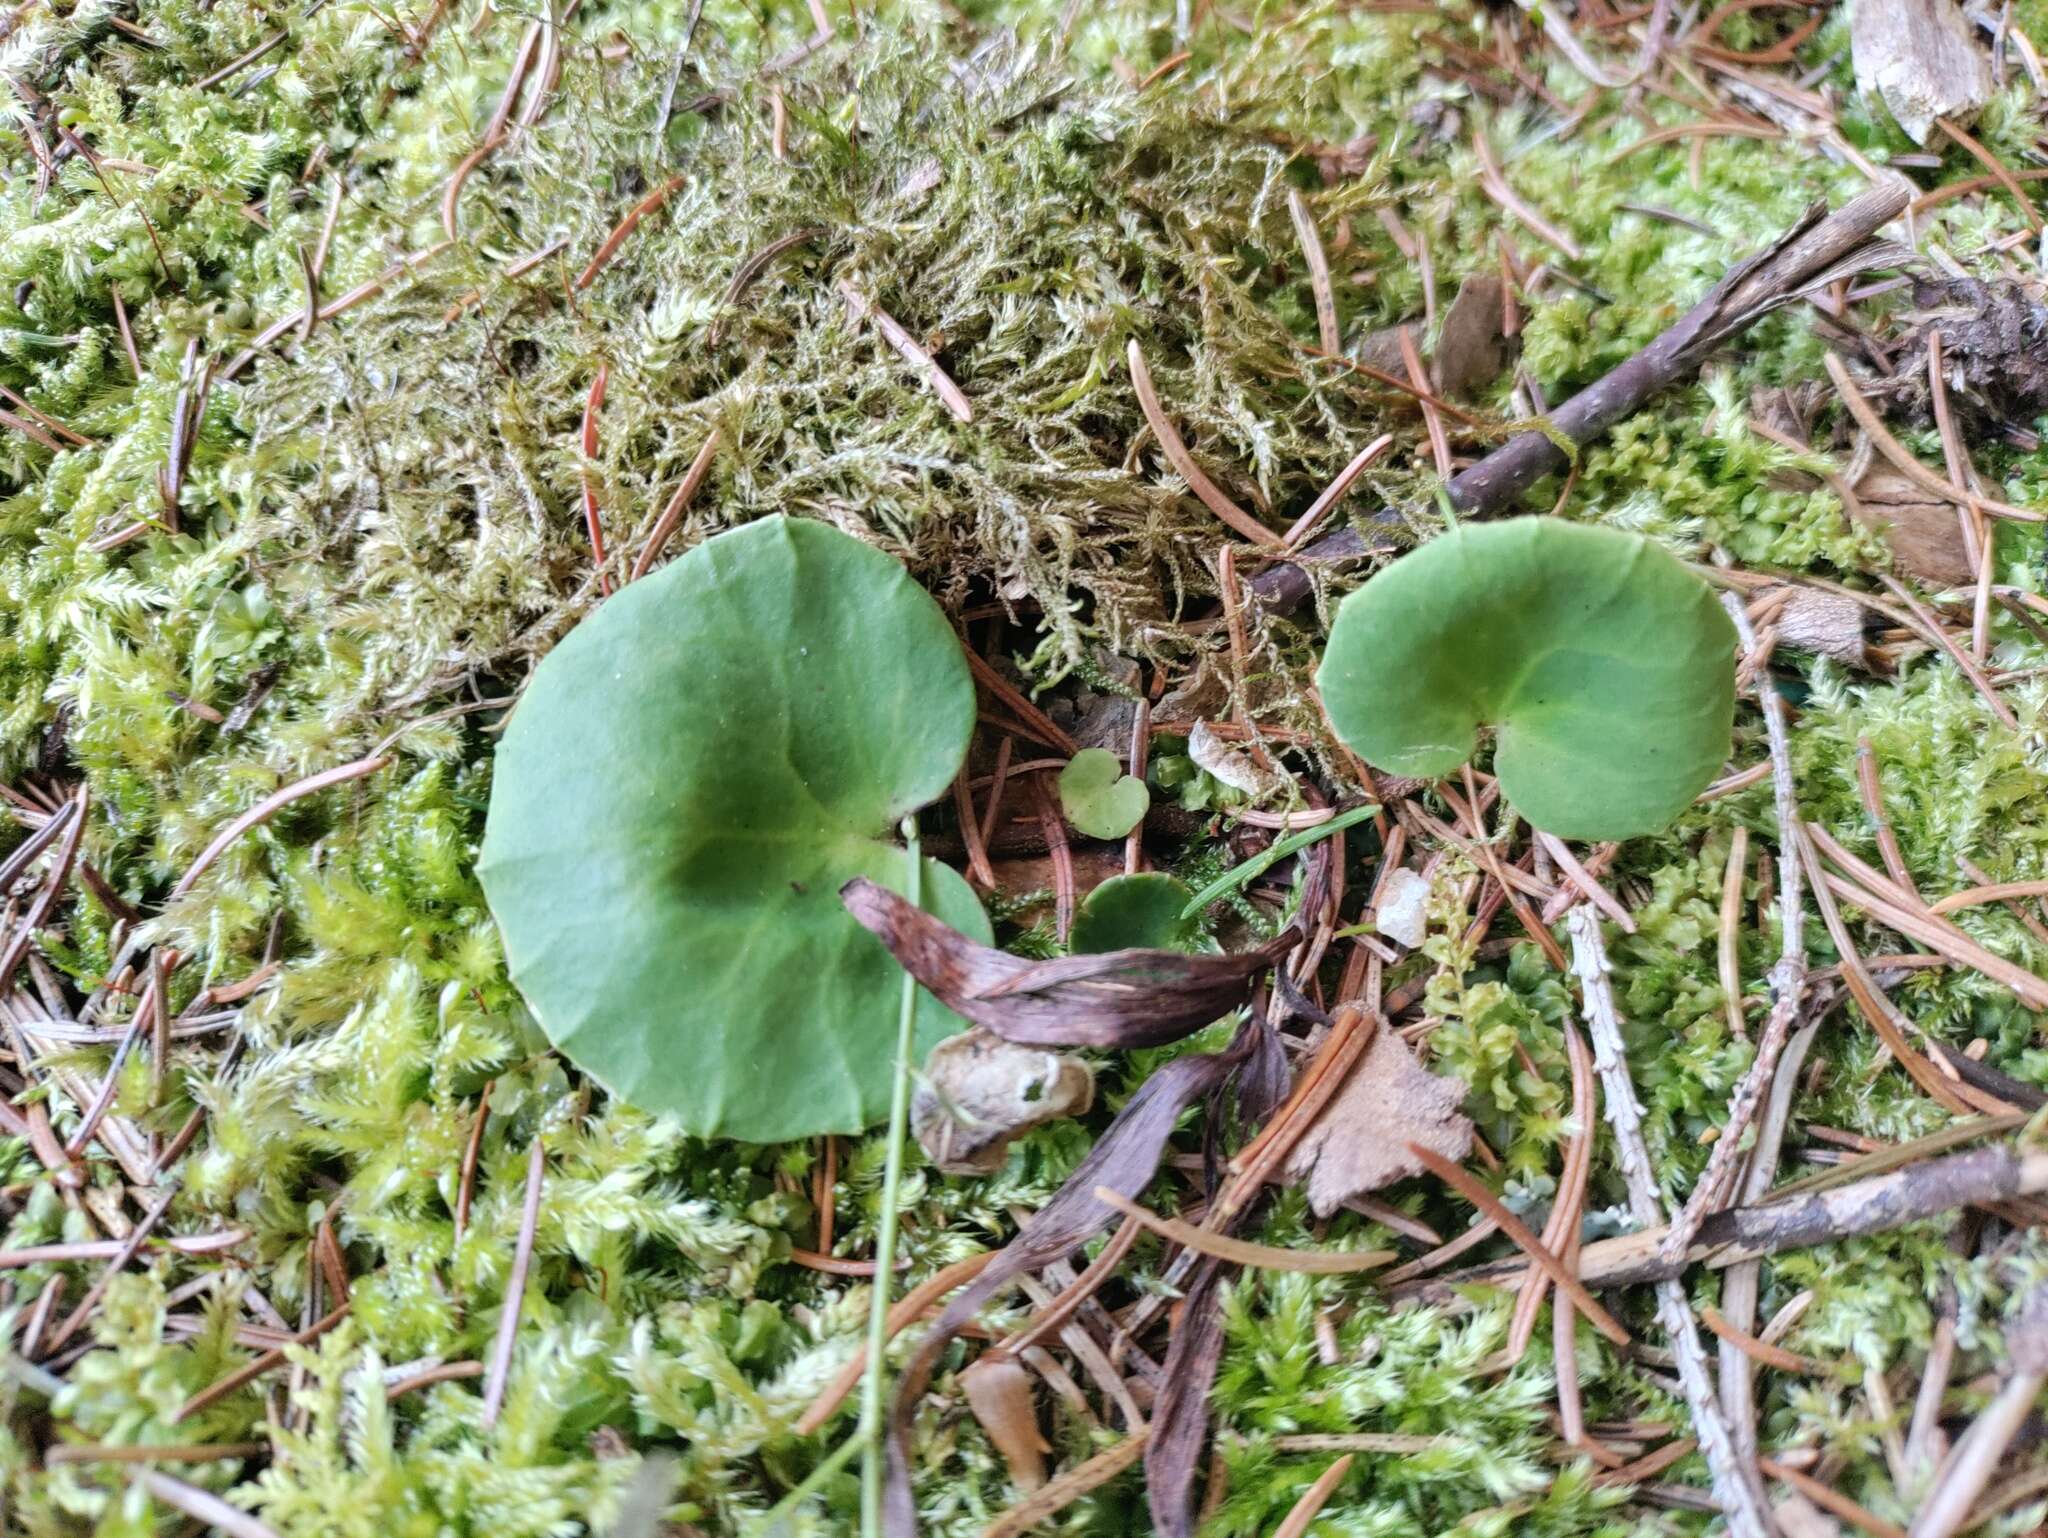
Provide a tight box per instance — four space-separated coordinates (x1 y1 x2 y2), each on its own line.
481 1138 546 1431
1092 1186 1395 1273
1126 340 1277 546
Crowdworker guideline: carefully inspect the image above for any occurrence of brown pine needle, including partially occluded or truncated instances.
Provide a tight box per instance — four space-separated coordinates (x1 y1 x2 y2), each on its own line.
1931 879 2048 915
629 428 724 582
1759 1456 1906 1538
481 1138 546 1431
1126 340 1277 546
173 1303 351 1422
996 1214 1142 1357
1717 824 1750 1042
960 648 1079 756
794 1251 998 1434
1284 433 1393 550
575 176 684 290
1472 126 1582 259
1935 116 2043 232
1405 1146 1630 1345
45 1441 268 1465
579 364 612 596
1823 354 2042 525
386 1359 485 1400
1094 1186 1396 1274
840 279 973 423
1272 1454 1354 1538
171 756 389 901
980 1430 1150 1538
454 1080 491 1243
1286 187 1340 355
1698 1304 1827 1376
44 1183 184 1356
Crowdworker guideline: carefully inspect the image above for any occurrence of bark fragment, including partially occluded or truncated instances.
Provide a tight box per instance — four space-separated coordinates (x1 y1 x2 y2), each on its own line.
1850 0 1992 145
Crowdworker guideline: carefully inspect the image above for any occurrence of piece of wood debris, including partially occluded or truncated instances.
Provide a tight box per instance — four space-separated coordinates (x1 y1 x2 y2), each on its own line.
1850 0 1993 145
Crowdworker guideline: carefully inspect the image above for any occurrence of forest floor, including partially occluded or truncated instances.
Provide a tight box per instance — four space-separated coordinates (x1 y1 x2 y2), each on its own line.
5 1 2048 1535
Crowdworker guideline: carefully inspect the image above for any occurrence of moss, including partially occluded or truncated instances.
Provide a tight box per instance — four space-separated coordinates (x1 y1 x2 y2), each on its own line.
7 0 2048 1534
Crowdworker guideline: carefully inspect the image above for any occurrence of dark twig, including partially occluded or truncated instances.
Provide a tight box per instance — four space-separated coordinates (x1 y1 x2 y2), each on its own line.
1249 185 1911 611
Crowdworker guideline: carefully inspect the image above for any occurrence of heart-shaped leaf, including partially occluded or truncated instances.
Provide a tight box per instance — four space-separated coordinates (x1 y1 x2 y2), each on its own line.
1316 519 1736 840
1058 748 1151 840
1070 873 1204 954
479 516 990 1143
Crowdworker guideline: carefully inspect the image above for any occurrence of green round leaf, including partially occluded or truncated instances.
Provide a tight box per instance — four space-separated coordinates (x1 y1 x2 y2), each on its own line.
1316 519 1736 841
1069 873 1205 954
479 516 990 1142
1058 748 1151 840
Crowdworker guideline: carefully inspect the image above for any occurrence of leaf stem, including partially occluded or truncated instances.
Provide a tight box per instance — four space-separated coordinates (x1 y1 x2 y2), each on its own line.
859 815 924 1538
1178 803 1377 921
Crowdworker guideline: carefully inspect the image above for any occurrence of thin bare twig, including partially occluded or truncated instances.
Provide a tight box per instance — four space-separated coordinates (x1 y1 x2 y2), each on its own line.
1567 907 1774 1537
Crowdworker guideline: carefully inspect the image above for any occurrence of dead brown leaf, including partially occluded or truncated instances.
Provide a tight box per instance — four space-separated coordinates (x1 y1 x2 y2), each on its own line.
961 1356 1050 1490
1432 274 1511 398
1851 466 1975 588
1281 1027 1474 1217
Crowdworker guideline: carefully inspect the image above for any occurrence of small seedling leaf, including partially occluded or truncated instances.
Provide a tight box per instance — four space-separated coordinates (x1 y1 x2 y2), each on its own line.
480 516 989 1142
1057 747 1151 839
1316 519 1735 840
1070 873 1204 953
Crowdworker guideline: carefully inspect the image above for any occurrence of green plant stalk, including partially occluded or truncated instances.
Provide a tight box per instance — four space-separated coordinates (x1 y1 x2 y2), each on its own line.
751 1430 868 1537
1178 804 1378 920
859 814 924 1538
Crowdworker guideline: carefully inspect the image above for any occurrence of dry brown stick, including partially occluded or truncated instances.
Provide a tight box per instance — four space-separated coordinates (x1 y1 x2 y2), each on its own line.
1419 1136 2048 1296
481 1138 546 1430
1251 185 1911 612
1662 594 1809 1260
1567 906 1774 1537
